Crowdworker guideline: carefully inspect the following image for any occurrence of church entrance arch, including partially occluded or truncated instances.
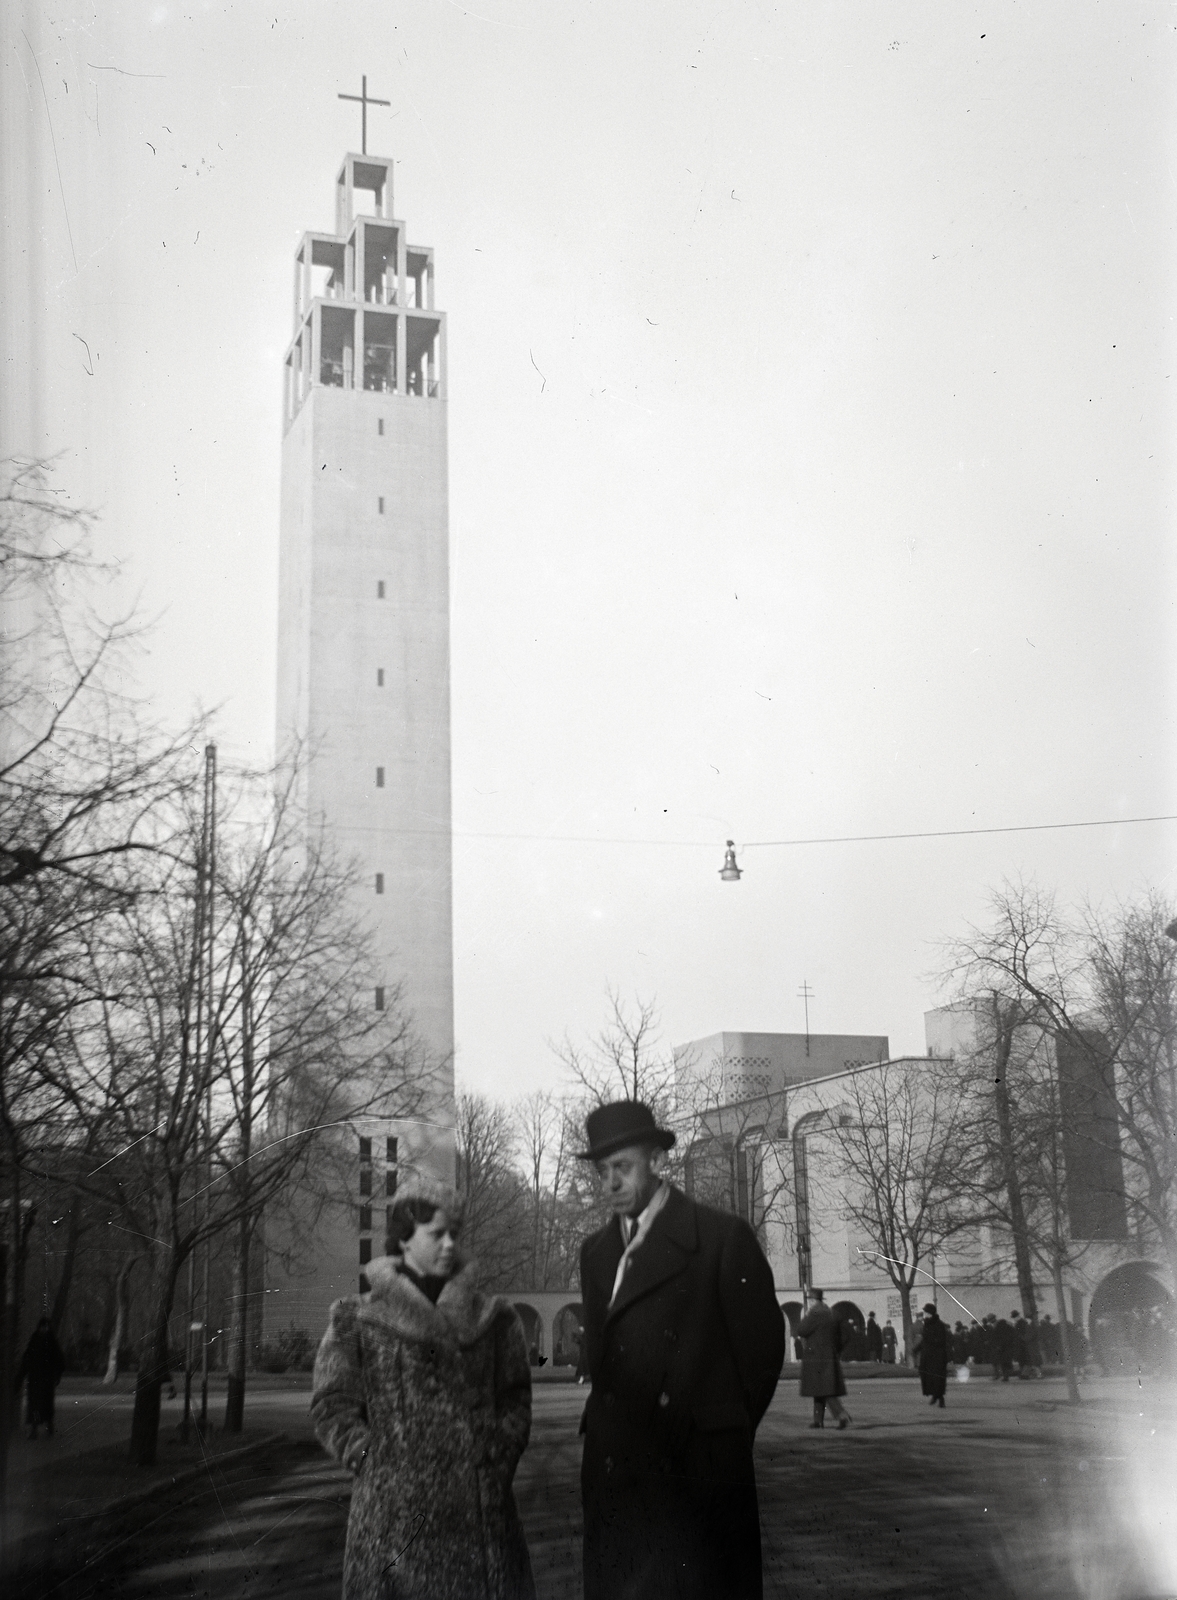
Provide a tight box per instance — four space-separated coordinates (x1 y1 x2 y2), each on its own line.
1089 1264 1174 1375
781 1302 803 1359
553 1303 584 1367
512 1303 544 1361
832 1300 868 1362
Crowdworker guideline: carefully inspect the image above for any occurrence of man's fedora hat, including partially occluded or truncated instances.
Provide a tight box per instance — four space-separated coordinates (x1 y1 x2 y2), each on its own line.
577 1100 676 1162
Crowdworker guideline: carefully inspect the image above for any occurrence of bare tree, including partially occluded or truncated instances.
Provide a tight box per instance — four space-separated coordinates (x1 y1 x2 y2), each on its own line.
552 988 676 1114
75 776 427 1465
0 459 196 890
513 1090 579 1290
827 1059 974 1362
1084 894 1177 1303
455 1091 529 1291
211 766 427 1432
676 1056 794 1242
0 461 200 1527
944 882 1177 1391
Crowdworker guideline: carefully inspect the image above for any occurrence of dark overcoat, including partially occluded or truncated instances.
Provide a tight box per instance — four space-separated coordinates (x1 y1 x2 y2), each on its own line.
917 1313 949 1395
311 1255 536 1600
579 1184 785 1600
797 1302 846 1398
17 1326 65 1425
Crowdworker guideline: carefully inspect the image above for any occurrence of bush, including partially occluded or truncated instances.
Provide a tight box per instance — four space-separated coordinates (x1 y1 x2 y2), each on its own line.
259 1323 316 1374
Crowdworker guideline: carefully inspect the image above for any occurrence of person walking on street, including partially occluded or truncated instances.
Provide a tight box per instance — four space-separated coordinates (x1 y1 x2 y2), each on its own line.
798 1290 850 1429
917 1303 949 1408
881 1320 897 1363
16 1316 65 1439
866 1310 883 1362
1039 1314 1059 1366
1011 1311 1029 1375
312 1179 536 1600
993 1315 1015 1381
576 1099 785 1600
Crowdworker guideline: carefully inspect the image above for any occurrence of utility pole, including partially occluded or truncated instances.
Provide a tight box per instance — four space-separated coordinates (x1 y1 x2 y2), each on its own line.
797 980 815 1057
198 743 216 1438
180 749 212 1446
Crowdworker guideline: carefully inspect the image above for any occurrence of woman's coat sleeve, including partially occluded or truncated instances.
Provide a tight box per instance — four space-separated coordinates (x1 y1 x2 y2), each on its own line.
491 1306 532 1475
310 1298 371 1473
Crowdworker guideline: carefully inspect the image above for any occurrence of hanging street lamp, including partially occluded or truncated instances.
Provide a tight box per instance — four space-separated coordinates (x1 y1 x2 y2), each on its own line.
719 840 742 882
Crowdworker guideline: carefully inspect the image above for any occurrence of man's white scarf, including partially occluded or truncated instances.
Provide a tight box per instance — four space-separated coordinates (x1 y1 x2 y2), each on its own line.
609 1180 670 1307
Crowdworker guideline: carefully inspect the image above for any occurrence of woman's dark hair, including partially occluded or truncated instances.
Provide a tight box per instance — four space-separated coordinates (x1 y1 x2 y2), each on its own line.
386 1195 454 1254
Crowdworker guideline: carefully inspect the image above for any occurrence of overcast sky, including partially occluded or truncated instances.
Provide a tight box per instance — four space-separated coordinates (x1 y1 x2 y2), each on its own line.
3 1 1174 1099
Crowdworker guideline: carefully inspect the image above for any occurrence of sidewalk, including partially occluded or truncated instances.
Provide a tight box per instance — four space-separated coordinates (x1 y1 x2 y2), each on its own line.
5 1375 318 1556
7 1374 1176 1600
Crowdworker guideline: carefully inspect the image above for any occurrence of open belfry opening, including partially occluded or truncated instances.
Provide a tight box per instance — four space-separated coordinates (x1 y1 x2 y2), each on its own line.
286 156 442 413
269 147 455 1328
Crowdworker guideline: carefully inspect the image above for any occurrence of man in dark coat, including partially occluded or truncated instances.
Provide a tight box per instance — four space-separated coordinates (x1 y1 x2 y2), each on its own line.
577 1100 785 1600
865 1310 883 1362
993 1314 1015 1380
917 1303 949 1407
797 1290 849 1428
16 1316 66 1438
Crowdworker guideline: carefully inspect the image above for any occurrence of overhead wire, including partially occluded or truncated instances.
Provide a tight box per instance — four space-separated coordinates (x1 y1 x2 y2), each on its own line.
438 812 1177 849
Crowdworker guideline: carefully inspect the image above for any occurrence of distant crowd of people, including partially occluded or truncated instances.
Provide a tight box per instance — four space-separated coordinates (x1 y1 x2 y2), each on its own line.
853 1306 1089 1375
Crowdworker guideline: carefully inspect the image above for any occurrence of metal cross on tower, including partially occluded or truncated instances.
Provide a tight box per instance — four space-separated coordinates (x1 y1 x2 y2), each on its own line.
338 75 390 155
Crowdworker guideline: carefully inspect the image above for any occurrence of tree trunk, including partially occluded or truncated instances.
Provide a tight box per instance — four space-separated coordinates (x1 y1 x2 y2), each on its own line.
1051 1258 1081 1404
49 1198 83 1336
128 1256 181 1465
103 1255 136 1386
898 1277 916 1365
1 1158 23 1527
223 1214 250 1433
991 1008 1038 1319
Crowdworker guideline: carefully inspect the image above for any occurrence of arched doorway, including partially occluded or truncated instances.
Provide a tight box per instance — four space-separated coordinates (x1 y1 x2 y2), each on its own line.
512 1303 544 1363
781 1302 803 1360
1089 1264 1174 1375
832 1300 868 1362
553 1303 584 1367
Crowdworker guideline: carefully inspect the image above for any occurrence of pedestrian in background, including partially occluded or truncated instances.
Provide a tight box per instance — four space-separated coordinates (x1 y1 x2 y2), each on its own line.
312 1179 536 1600
16 1316 65 1439
1011 1311 1029 1375
917 1303 949 1409
866 1311 883 1362
798 1290 850 1429
992 1314 1015 1381
881 1320 897 1363
1040 1314 1061 1365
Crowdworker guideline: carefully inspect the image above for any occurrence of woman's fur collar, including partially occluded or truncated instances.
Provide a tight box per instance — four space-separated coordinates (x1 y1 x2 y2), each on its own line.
362 1255 507 1348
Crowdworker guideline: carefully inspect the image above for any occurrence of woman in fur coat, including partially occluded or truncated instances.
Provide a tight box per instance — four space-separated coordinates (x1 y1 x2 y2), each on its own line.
311 1179 537 1600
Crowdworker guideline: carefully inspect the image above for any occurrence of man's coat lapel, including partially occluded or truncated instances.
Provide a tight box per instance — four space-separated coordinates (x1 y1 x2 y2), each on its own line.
605 1186 698 1325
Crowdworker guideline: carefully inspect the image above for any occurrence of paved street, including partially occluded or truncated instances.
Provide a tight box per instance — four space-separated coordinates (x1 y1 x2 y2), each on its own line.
8 1373 1177 1600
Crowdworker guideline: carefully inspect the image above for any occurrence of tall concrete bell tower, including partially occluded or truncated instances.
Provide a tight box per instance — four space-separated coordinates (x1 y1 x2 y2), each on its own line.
268 152 455 1327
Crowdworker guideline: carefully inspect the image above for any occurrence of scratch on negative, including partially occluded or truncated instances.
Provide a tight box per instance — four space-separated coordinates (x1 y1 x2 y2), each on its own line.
87 63 166 78
24 32 78 273
529 350 547 394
